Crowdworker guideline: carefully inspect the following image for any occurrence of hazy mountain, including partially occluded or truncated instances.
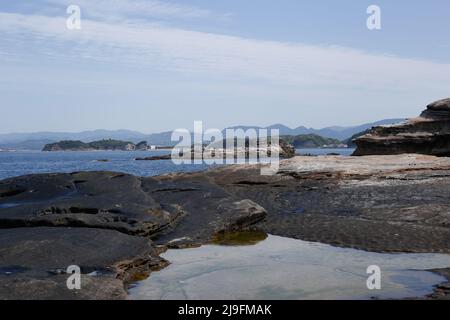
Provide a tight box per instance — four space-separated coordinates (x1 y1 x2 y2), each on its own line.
0 130 147 144
313 119 406 140
227 119 405 140
0 119 406 150
0 139 56 151
143 131 176 146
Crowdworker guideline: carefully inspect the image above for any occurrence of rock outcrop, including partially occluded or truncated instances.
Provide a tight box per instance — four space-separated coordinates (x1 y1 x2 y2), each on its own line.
353 98 450 156
0 171 266 240
0 170 267 299
1 154 450 299
135 139 295 161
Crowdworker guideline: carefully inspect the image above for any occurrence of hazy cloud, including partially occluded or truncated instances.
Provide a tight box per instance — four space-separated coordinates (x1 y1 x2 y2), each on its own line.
1 11 449 93
41 0 227 21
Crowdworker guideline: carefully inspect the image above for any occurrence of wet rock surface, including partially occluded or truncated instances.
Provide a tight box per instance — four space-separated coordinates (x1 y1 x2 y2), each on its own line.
427 269 450 300
353 98 450 156
1 154 450 299
0 227 166 300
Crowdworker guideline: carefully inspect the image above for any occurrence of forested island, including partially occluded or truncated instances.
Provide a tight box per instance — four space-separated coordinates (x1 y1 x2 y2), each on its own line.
282 134 347 148
42 139 149 151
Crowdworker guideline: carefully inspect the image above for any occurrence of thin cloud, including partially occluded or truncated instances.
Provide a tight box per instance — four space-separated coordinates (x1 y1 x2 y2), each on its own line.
41 0 225 21
0 11 450 94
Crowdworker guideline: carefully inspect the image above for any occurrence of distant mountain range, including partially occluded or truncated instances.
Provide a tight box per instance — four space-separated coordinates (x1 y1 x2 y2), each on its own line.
0 130 173 151
0 119 405 150
226 118 405 140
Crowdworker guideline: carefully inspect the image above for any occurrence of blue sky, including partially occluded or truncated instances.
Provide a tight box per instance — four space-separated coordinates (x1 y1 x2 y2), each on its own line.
1 0 449 133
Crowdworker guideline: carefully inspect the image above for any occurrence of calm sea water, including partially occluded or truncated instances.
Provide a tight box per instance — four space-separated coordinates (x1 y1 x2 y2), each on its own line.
0 149 355 180
0 150 212 180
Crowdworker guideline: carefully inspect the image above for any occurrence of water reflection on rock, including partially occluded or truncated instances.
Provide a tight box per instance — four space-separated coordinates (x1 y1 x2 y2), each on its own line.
211 231 268 246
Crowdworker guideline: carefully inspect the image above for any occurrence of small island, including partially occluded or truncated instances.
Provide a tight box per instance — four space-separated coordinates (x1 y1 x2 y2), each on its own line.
42 139 149 151
282 134 348 148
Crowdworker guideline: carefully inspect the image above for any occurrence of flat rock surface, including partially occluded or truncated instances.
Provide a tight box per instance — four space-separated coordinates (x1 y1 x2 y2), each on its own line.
206 155 450 253
0 227 165 300
0 171 266 242
0 172 178 237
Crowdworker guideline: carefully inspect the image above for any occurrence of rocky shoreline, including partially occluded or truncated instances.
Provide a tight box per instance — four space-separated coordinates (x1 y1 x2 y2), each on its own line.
0 154 449 299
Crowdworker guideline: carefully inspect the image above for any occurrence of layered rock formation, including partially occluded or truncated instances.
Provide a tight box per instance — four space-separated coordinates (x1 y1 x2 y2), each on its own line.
353 98 450 156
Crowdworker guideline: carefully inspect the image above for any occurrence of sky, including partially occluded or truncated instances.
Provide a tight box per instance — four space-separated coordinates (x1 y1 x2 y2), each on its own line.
0 0 449 134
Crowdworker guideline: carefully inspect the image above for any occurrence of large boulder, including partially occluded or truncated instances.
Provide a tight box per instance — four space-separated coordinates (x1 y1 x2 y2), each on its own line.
353 98 450 156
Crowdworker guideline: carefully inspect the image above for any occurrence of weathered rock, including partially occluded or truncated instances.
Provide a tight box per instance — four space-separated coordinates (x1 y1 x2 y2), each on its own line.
279 139 295 158
353 98 450 156
0 171 267 243
207 155 450 253
0 170 269 299
0 172 183 237
135 139 295 161
144 174 267 244
0 227 166 300
421 98 450 119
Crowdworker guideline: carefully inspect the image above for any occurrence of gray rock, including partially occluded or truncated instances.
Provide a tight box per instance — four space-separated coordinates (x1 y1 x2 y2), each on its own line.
427 98 450 111
353 98 450 156
0 227 166 299
0 172 183 237
0 171 267 244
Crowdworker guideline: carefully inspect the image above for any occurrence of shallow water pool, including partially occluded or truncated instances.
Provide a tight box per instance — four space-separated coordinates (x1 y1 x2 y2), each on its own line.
129 235 450 300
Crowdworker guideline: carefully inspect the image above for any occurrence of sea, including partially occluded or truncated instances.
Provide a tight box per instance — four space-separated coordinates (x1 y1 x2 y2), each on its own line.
0 148 355 181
